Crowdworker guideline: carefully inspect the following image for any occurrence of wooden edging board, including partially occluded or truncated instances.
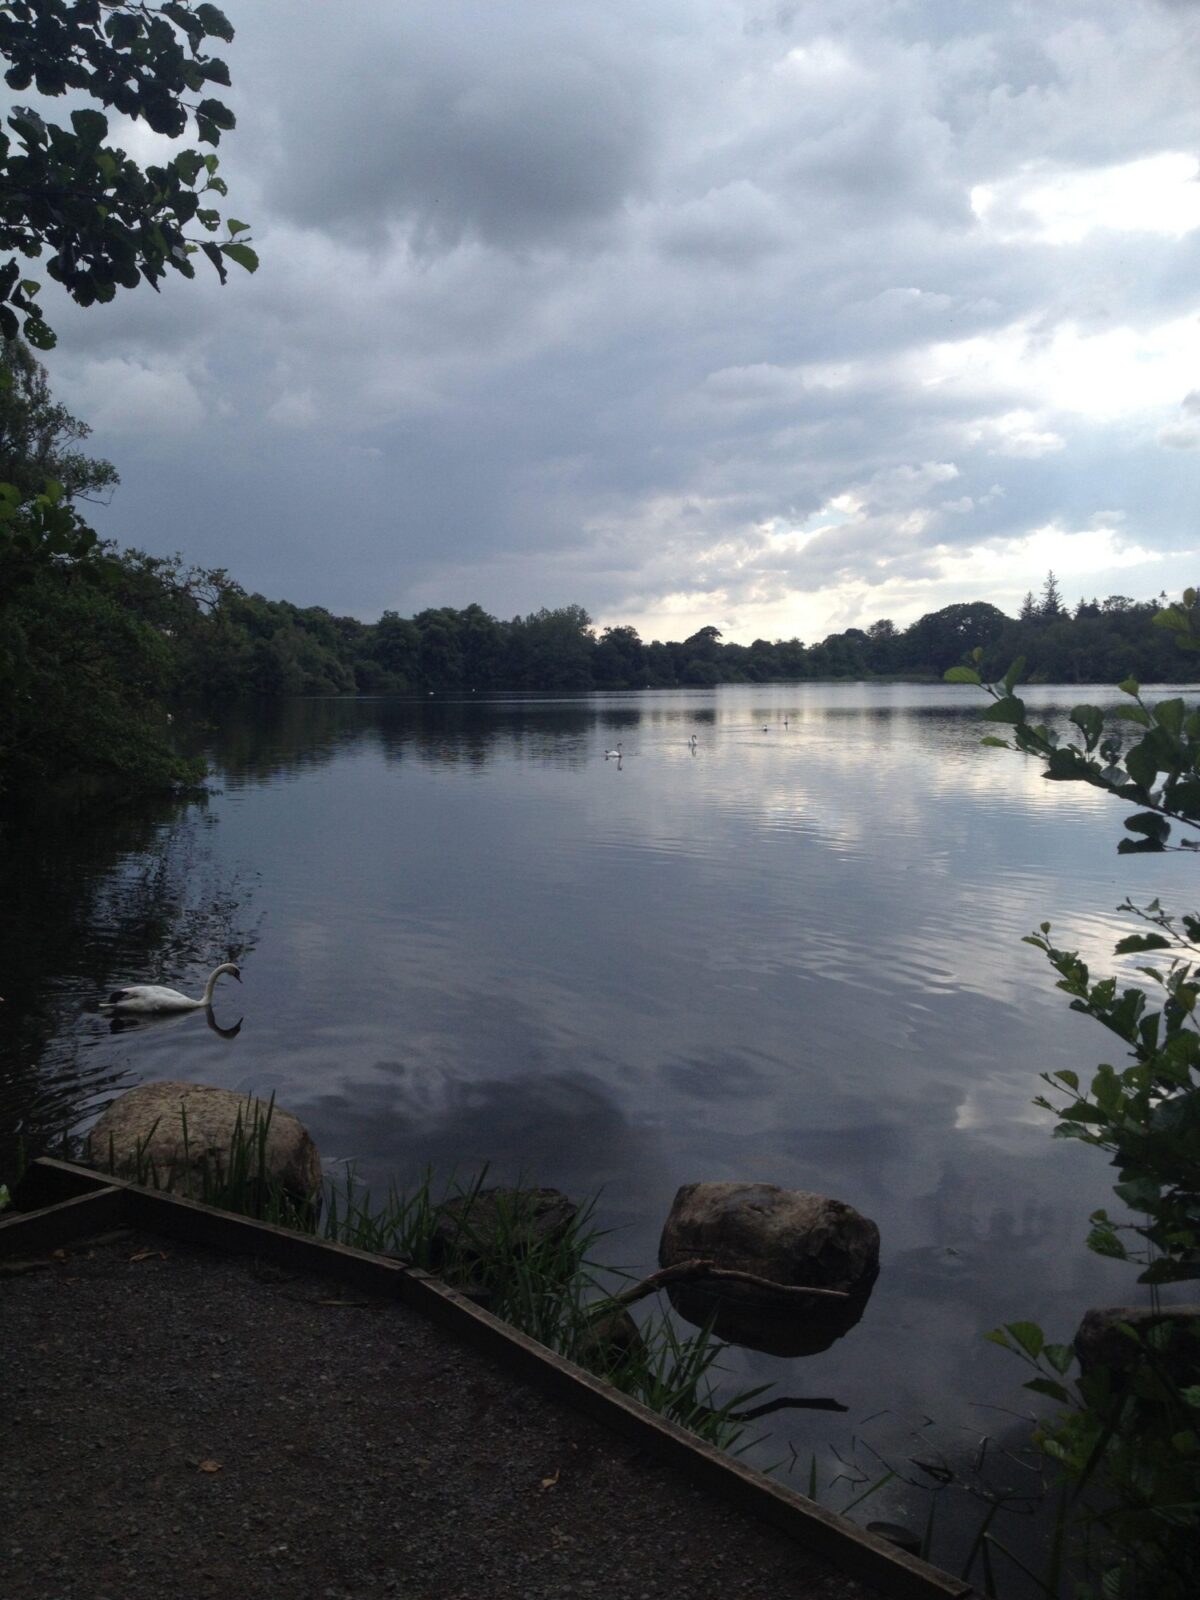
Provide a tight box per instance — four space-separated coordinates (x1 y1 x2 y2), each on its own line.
2 1158 975 1600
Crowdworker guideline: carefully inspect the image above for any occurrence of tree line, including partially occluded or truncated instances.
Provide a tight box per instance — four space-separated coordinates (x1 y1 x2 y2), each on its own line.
1 339 1194 801
160 576 1197 698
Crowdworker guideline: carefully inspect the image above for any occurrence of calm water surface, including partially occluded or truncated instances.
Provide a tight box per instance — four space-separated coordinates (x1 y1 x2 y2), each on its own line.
3 682 1192 1563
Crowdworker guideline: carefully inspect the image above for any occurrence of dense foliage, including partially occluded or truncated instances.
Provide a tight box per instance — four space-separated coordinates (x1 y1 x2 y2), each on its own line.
0 2 255 801
0 0 254 350
951 603 1200 1599
0 337 205 797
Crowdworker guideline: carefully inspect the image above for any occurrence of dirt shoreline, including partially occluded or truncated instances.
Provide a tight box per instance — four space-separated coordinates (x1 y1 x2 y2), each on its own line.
3 1228 886 1600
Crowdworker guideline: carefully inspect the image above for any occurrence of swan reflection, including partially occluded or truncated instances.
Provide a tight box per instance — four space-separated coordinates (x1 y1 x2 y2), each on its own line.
108 1004 242 1040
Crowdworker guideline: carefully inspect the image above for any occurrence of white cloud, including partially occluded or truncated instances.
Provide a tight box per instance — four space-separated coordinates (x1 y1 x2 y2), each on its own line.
26 0 1200 636
971 152 1200 244
60 359 206 438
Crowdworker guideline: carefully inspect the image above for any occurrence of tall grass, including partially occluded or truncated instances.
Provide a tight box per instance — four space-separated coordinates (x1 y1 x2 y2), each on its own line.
106 1096 766 1450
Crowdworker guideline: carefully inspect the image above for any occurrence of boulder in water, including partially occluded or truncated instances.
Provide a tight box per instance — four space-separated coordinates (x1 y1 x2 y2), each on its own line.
658 1181 879 1356
86 1081 321 1205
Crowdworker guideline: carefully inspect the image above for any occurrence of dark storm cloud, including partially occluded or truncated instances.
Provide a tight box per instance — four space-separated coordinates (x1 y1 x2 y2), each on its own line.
32 0 1200 634
240 4 651 252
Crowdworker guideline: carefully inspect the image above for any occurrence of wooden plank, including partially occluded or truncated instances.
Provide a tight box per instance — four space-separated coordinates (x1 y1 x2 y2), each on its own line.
10 1162 974 1600
13 1156 120 1211
397 1267 973 1600
120 1182 406 1295
0 1186 128 1257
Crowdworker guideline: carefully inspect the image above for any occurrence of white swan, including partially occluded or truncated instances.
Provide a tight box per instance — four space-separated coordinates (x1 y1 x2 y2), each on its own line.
101 963 242 1014
688 734 698 748
604 743 623 760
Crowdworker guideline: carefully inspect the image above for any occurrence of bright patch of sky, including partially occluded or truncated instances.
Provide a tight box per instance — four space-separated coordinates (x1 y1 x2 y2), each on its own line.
31 0 1200 643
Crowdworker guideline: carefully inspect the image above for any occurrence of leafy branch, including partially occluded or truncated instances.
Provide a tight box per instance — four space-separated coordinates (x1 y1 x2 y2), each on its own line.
946 589 1200 853
947 592 1200 1594
0 1 254 348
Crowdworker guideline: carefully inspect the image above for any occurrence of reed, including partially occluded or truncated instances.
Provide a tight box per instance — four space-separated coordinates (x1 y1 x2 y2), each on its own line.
111 1100 769 1451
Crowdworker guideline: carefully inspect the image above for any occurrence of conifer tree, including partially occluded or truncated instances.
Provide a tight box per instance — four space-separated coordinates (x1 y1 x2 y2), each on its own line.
1040 570 1066 620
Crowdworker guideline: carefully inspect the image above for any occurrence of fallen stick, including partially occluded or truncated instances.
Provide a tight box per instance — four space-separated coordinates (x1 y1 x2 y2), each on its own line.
589 1257 850 1317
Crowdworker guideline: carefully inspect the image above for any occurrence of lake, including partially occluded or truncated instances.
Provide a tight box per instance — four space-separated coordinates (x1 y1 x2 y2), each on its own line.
2 681 1191 1569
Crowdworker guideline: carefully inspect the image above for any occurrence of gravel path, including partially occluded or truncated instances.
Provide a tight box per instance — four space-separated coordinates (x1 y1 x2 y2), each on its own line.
3 1229 888 1600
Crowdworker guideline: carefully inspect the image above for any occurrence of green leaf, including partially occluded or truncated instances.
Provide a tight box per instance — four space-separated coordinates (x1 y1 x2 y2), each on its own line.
1166 779 1200 822
220 242 258 273
1006 1321 1045 1359
1123 811 1171 841
1057 1102 1106 1125
1003 655 1026 694
1153 697 1186 735
1125 739 1161 790
197 98 237 132
1043 1342 1076 1375
1118 676 1141 697
1024 1377 1072 1404
1114 933 1172 954
1114 704 1152 727
226 218 250 236
1087 1226 1128 1259
199 240 227 284
196 4 236 42
982 695 1026 725
980 735 1010 748
70 109 108 146
1141 1257 1200 1283
1045 747 1090 781
944 665 981 684
1114 1177 1162 1209
174 149 205 185
1069 704 1104 747
11 107 48 147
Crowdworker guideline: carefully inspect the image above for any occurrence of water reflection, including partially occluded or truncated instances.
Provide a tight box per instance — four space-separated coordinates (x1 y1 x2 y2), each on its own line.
0 791 257 1173
2 681 1187 1581
107 1005 244 1040
300 1066 661 1233
667 1273 876 1359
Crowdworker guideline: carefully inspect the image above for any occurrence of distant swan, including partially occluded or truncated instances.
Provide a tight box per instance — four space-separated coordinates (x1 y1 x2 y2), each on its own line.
101 963 242 1014
605 743 623 760
688 734 698 747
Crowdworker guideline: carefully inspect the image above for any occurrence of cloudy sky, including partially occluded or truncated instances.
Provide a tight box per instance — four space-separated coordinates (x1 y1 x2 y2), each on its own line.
34 0 1200 644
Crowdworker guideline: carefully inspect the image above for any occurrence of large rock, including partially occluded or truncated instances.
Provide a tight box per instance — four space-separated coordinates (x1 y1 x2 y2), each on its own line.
658 1181 880 1356
1075 1304 1200 1382
85 1081 321 1204
429 1186 578 1270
